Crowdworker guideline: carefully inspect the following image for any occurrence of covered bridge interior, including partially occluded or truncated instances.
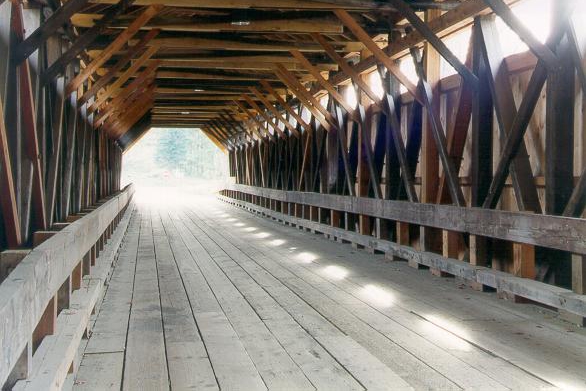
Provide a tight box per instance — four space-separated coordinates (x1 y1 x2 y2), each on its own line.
1 0 586 389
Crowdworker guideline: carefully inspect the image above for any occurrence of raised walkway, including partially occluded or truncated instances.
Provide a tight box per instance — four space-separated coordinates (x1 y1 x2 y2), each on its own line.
72 195 586 390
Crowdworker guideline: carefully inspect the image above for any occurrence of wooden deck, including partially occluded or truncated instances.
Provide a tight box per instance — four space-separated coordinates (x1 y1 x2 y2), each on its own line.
73 195 586 390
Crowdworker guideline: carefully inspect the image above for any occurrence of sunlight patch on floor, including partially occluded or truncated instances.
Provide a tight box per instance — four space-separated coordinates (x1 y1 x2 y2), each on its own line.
360 285 394 308
322 265 349 280
296 252 318 263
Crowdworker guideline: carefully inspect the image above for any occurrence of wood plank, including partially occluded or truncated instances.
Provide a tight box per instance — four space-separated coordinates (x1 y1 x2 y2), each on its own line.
162 212 315 390
83 213 139 356
75 352 125 391
202 205 541 390
122 211 169 390
156 211 266 391
150 215 218 390
178 209 413 390
217 198 584 388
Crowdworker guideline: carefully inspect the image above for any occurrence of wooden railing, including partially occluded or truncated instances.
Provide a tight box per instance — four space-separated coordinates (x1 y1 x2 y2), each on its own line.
219 184 586 321
0 184 134 389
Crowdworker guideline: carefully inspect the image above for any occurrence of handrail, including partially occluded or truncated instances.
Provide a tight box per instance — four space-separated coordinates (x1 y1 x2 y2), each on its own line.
0 184 134 386
220 188 586 319
226 184 586 255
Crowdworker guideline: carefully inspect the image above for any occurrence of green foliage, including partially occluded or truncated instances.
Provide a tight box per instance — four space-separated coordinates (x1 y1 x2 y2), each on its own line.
154 128 226 179
122 128 227 186
155 128 192 171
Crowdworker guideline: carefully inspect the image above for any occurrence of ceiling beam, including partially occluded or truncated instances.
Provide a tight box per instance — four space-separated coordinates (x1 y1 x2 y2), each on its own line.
88 45 158 114
79 28 159 105
143 37 363 53
88 0 398 10
73 14 344 33
66 4 161 94
41 0 130 84
14 0 91 63
150 59 337 71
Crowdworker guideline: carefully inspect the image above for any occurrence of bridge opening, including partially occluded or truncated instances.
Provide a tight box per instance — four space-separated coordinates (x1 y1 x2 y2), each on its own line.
121 127 229 205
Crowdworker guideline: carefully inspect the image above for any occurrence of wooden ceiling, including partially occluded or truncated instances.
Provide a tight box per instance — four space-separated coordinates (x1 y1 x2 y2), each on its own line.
58 0 479 149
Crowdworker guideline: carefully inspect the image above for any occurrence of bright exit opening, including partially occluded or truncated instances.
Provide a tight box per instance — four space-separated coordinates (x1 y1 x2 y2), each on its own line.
121 128 230 203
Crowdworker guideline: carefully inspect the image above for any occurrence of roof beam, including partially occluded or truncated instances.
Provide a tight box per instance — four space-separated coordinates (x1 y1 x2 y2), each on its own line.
290 49 355 115
14 0 91 63
155 71 280 81
274 64 335 131
88 45 158 114
325 15 422 103
146 37 362 53
260 80 312 133
73 14 344 33
89 0 398 10
151 59 337 71
94 61 158 128
242 95 286 138
313 33 382 103
41 0 131 84
250 87 299 137
66 5 161 94
327 0 520 88
358 4 478 88
78 28 159 105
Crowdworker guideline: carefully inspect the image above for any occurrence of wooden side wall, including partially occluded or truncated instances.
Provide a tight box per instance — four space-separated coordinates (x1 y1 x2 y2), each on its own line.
225 16 586 296
0 1 123 252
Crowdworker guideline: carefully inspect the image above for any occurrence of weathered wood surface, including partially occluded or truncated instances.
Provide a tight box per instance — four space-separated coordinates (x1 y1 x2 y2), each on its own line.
227 184 586 255
13 201 134 390
74 196 586 390
223 194 586 319
0 185 134 386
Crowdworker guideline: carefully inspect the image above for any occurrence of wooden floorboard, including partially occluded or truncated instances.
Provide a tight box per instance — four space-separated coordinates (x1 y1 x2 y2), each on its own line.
151 213 218 390
74 194 586 390
207 206 586 389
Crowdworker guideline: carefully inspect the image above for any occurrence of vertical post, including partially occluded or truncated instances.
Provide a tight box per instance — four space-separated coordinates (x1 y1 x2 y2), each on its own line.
469 17 493 273
544 2 575 288
72 260 83 290
5 341 31 389
418 9 442 267
32 296 57 351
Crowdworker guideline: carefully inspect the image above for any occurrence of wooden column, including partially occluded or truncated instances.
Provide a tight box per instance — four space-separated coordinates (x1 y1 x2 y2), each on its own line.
545 6 575 288
469 17 494 271
418 9 442 268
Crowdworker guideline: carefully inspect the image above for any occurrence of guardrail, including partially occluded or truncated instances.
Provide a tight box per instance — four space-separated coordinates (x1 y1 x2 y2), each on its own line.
219 185 586 322
0 184 135 389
